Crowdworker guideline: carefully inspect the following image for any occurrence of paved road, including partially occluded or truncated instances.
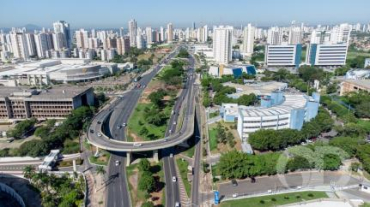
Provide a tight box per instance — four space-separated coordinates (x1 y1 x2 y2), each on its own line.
163 55 196 207
191 100 202 206
218 171 367 200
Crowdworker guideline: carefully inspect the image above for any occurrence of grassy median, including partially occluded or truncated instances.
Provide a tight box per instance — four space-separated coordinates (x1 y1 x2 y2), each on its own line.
220 191 328 207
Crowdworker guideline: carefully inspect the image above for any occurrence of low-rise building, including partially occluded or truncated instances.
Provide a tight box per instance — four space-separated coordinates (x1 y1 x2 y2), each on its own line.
340 79 370 96
345 69 370 80
0 86 94 120
208 64 256 77
0 58 118 85
306 43 348 67
220 91 320 140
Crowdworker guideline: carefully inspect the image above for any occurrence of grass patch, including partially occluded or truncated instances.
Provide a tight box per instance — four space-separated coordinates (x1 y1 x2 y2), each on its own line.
61 139 80 154
347 51 370 59
127 103 168 141
220 191 328 207
176 158 191 197
209 128 218 152
358 120 370 130
89 151 110 166
209 111 220 119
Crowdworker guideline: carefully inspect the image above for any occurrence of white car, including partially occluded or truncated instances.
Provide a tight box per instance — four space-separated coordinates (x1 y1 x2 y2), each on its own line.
133 143 142 147
173 121 177 125
232 193 238 198
115 160 120 166
172 176 177 182
122 123 126 127
169 129 172 133
97 132 102 137
175 202 180 207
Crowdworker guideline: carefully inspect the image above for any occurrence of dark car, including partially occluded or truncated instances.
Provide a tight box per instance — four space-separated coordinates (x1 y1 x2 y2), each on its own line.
231 179 238 187
97 121 102 124
251 177 256 183
90 129 94 133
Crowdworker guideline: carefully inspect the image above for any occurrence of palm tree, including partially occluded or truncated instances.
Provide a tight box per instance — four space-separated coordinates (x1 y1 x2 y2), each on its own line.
23 165 35 183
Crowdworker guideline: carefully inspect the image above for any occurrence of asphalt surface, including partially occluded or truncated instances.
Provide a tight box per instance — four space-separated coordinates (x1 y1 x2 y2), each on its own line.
191 101 202 207
101 46 184 207
218 171 368 199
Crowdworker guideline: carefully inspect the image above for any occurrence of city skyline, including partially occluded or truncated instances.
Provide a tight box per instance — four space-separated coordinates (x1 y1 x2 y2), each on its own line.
1 0 370 29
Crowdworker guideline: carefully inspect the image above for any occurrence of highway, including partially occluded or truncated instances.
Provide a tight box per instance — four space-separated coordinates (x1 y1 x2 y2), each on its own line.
191 101 202 206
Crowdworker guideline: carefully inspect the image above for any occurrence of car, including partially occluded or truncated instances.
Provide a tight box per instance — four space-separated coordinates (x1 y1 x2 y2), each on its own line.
117 125 122 129
172 176 177 182
173 121 177 125
133 143 142 147
231 179 238 187
175 202 180 207
97 132 102 137
164 139 168 142
122 123 126 127
97 121 102 124
115 160 120 166
90 129 94 133
232 193 238 198
170 153 173 158
169 129 172 133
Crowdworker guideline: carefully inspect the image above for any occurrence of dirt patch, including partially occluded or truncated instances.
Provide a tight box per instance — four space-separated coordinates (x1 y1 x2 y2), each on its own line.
129 170 139 193
129 131 143 142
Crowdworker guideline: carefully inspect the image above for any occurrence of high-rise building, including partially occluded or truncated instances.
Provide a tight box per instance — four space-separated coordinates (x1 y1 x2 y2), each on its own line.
53 21 71 49
265 44 302 68
330 23 352 44
10 32 29 59
242 24 255 56
75 29 89 49
117 36 130 55
267 27 283 45
119 27 124 37
288 27 302 44
35 32 50 58
213 26 233 64
128 19 137 47
167 23 173 43
145 27 153 45
25 33 37 57
136 35 146 49
52 32 66 51
306 43 348 66
159 27 164 42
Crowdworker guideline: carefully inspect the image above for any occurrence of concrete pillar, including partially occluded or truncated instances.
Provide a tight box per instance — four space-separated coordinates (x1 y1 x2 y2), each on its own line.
126 152 131 166
73 159 77 172
153 150 159 163
94 147 99 157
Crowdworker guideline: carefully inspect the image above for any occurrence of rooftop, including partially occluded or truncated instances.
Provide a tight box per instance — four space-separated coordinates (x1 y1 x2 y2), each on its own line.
239 94 309 117
342 79 370 89
224 81 288 96
0 86 92 100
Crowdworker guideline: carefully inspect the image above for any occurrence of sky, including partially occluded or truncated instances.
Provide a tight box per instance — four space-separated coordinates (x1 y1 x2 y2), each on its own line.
1 0 369 29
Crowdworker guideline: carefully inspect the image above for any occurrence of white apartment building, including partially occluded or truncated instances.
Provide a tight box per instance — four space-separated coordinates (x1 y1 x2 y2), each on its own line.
145 27 153 45
242 23 255 56
34 32 50 58
213 26 233 64
128 19 137 47
306 43 348 66
25 33 37 57
116 37 130 55
265 44 302 68
267 27 283 45
288 27 302 44
10 32 29 60
52 32 66 51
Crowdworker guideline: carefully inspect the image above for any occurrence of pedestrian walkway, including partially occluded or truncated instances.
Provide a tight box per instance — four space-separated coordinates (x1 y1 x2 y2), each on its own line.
175 158 190 206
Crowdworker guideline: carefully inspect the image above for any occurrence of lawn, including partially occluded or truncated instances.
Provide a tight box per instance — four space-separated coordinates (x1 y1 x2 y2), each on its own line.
209 111 220 119
126 164 147 207
176 158 191 197
347 51 370 59
58 158 83 167
220 191 328 207
127 103 168 141
209 128 218 152
89 150 110 166
358 120 370 130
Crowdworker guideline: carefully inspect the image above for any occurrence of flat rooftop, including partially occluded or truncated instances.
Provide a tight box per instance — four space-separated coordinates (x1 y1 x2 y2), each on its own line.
239 94 308 117
342 79 370 89
0 86 92 101
224 81 288 96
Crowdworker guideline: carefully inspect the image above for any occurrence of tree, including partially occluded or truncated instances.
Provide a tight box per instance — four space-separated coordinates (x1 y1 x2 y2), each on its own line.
138 171 155 193
287 156 312 172
8 118 37 139
23 165 35 183
237 94 257 106
139 127 149 136
323 154 341 171
138 158 151 172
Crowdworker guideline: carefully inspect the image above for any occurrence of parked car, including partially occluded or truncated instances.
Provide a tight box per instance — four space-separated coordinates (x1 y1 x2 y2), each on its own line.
231 179 238 187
